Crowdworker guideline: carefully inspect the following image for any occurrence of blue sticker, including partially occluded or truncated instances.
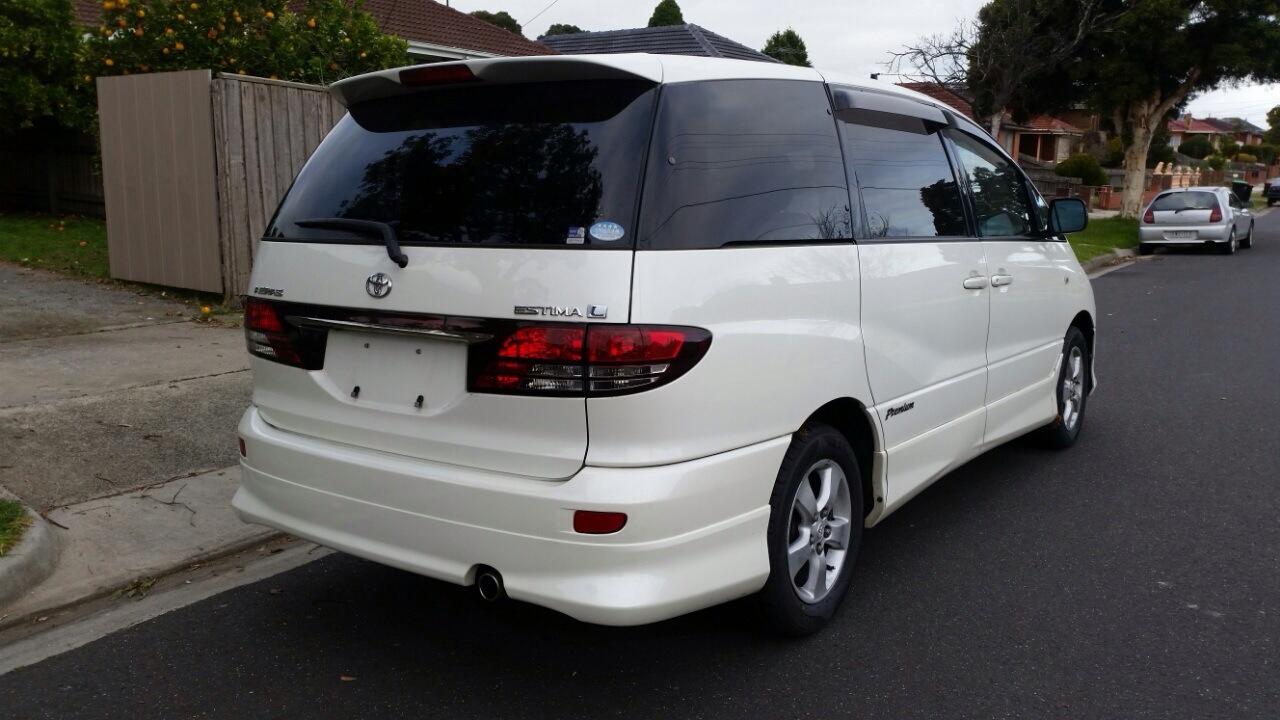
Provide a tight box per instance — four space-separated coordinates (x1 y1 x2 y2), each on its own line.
566 226 586 245
589 221 625 242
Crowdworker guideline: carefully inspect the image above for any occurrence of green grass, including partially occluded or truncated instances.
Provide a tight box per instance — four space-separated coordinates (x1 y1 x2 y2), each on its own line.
0 211 110 279
0 498 32 558
0 212 234 316
1067 217 1140 262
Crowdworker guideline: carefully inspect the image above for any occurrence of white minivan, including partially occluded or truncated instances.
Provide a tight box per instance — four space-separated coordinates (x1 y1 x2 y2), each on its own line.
233 54 1096 635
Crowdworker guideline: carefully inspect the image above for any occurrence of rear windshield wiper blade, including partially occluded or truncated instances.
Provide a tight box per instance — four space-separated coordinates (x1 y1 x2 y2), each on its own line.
294 218 409 268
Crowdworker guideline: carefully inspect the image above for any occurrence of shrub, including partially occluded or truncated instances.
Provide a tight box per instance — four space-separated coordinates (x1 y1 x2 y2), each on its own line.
1235 153 1257 163
1178 135 1214 159
1055 152 1109 186
1253 144 1277 164
1206 155 1227 171
1101 137 1125 168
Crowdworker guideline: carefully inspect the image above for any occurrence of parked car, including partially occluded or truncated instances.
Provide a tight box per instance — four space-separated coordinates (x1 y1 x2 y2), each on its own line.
1265 178 1280 206
233 55 1097 635
1138 186 1254 255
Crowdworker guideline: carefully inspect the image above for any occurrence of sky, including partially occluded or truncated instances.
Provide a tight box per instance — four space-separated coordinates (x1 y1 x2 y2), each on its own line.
445 0 1278 129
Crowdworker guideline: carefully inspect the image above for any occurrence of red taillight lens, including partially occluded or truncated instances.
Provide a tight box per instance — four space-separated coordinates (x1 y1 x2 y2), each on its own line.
244 299 317 369
1209 205 1222 223
238 437 247 457
573 510 627 534
469 324 711 396
245 298 284 333
1143 209 1155 224
399 64 478 87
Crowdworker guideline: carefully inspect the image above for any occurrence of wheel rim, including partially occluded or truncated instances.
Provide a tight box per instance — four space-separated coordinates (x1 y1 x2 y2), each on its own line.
1061 346 1085 431
786 459 853 604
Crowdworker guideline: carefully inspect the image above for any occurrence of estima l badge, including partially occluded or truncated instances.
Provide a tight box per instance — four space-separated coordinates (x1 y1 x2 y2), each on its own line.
514 306 585 317
365 273 393 299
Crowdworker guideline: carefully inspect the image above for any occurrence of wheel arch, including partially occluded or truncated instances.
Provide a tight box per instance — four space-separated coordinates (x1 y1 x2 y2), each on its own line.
1069 310 1095 391
803 398 882 523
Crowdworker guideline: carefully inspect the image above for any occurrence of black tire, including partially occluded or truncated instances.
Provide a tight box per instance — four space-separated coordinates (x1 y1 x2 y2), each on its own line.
1037 326 1089 449
1219 231 1236 255
760 423 863 636
1137 243 1153 256
1241 223 1254 249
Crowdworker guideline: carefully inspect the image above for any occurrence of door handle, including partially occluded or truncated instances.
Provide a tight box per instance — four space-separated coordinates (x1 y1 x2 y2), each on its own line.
990 274 1014 287
963 276 989 290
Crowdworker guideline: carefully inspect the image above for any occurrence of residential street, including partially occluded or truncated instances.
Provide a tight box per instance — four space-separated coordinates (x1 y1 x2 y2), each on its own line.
2 215 1278 718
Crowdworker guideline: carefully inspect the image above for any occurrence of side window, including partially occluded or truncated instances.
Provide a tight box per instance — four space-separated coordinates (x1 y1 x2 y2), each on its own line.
947 131 1035 238
837 110 967 239
638 80 852 249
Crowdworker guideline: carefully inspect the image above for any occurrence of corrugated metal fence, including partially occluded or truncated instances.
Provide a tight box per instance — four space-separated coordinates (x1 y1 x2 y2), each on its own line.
96 70 344 297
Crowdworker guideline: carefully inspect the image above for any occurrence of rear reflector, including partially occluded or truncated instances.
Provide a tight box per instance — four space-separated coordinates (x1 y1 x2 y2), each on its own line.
399 64 478 87
573 511 627 534
238 437 247 457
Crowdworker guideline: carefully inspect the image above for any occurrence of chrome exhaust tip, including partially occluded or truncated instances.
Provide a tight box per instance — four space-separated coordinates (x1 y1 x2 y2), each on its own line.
475 568 505 602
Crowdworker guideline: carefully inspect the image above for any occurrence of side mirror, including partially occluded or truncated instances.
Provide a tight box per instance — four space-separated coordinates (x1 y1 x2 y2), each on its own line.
1048 198 1088 235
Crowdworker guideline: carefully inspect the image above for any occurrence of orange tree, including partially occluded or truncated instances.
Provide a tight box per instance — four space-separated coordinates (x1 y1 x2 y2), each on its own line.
82 0 407 85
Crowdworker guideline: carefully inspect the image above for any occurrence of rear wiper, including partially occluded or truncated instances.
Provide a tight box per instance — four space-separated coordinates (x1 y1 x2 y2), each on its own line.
295 218 409 268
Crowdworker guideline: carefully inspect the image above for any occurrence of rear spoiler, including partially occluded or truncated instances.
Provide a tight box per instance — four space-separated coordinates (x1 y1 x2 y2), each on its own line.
329 54 665 108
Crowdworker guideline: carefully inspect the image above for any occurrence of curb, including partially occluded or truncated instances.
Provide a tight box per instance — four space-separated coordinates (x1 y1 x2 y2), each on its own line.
1083 248 1137 275
0 491 60 610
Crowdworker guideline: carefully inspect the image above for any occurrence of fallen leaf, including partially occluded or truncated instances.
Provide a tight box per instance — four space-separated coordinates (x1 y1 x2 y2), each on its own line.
37 616 49 622
268 588 282 595
340 676 356 682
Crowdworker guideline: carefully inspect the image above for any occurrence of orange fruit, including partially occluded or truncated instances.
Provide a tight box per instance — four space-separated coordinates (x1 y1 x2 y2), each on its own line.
307 18 315 27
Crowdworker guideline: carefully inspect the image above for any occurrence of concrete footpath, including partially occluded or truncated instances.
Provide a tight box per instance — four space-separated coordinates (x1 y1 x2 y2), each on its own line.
0 263 266 631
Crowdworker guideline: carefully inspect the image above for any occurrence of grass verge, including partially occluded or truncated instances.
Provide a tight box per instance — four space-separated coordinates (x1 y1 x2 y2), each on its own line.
1067 217 1140 262
0 498 32 558
0 211 109 279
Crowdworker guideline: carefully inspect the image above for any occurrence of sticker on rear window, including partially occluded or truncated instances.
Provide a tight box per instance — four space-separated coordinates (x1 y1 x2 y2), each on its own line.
589 221 625 242
566 226 586 245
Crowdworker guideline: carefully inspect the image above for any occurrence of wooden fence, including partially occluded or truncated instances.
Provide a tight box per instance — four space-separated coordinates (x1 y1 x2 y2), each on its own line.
0 126 104 216
96 70 344 298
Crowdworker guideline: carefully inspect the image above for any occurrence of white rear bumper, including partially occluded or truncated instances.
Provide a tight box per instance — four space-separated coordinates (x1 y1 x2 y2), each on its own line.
232 407 787 625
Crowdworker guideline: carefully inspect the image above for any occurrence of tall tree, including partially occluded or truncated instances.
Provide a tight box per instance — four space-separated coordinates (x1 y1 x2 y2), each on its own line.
647 0 684 27
470 10 522 37
542 23 584 37
888 1 1121 138
1266 106 1280 145
0 0 86 134
762 28 812 67
979 0 1280 218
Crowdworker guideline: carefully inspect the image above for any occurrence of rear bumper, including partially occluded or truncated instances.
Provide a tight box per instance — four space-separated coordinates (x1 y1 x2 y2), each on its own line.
1138 224 1231 244
232 407 787 626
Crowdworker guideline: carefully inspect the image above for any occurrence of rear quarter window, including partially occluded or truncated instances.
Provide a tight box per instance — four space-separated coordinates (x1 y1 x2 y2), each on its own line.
638 80 852 249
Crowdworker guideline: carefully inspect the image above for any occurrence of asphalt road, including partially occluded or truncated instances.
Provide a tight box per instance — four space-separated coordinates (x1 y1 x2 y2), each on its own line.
3 215 1279 719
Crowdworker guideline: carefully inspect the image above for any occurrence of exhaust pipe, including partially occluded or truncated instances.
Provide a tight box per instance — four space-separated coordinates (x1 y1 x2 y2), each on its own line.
475 567 505 602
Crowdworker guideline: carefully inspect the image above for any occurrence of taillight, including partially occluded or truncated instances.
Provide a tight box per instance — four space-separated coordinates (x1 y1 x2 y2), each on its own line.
244 298 322 369
1143 208 1155 223
470 324 711 396
1209 205 1222 223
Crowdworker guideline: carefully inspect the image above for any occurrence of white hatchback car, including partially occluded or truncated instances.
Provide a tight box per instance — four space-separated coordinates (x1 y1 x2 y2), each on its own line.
233 55 1097 635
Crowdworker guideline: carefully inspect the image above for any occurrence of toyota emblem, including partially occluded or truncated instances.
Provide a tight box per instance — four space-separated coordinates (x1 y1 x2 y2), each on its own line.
365 272 393 299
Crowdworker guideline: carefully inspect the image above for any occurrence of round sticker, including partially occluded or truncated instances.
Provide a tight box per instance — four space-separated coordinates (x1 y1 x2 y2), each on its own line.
589 221 625 242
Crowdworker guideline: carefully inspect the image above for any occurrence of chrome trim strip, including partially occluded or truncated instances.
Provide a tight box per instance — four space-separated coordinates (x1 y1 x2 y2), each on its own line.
286 316 493 345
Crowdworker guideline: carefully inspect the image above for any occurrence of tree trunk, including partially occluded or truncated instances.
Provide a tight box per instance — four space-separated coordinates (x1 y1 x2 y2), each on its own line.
1119 122 1152 219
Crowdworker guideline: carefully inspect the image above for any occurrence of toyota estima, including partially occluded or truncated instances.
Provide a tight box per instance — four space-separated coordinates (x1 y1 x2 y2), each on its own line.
233 54 1096 635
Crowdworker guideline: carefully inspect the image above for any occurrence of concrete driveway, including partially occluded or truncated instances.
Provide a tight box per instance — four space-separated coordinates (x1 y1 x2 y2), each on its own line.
0 263 249 510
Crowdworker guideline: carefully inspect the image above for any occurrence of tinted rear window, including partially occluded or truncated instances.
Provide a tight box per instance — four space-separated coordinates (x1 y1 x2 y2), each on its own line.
267 80 656 248
638 80 851 249
1151 191 1218 211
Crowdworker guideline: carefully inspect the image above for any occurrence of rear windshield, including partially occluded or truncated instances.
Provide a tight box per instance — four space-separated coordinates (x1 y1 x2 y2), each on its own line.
267 80 656 248
1151 191 1218 211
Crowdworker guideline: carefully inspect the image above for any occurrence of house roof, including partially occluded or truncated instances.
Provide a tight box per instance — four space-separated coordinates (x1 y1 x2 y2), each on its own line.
1009 115 1085 135
1167 117 1223 135
896 82 976 121
1199 116 1266 135
539 24 777 63
74 0 558 58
